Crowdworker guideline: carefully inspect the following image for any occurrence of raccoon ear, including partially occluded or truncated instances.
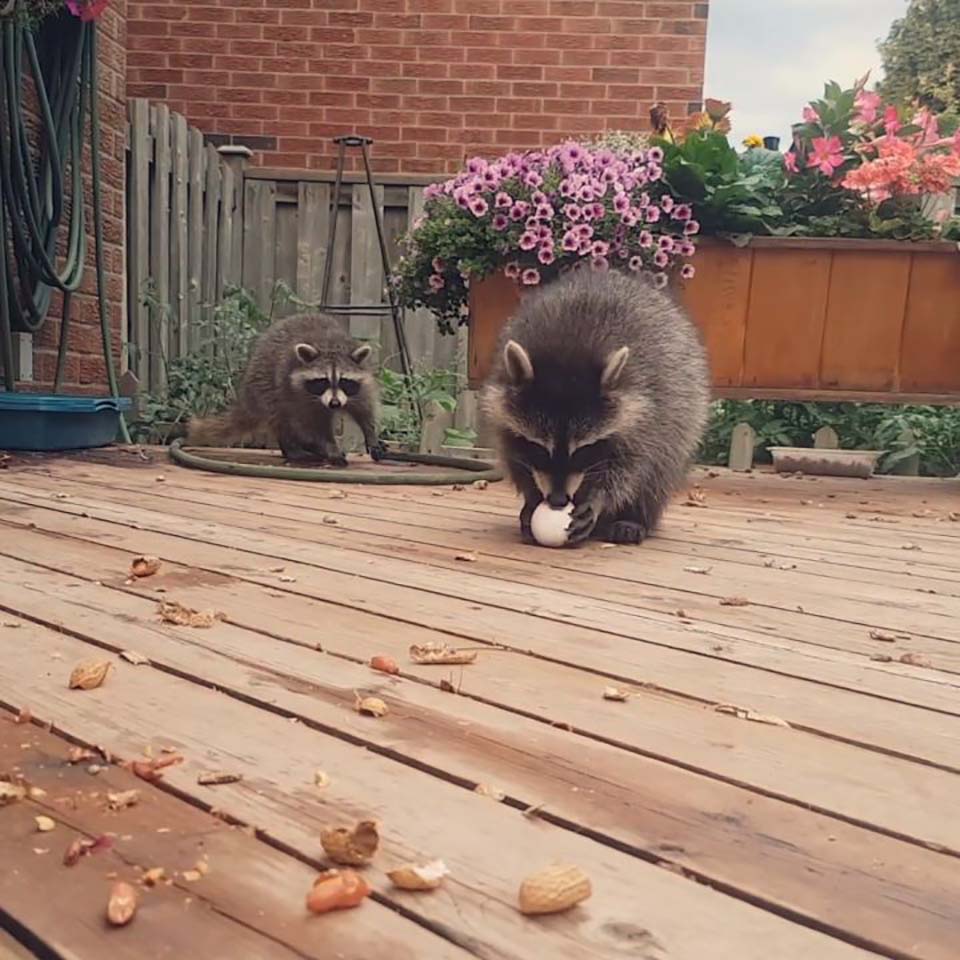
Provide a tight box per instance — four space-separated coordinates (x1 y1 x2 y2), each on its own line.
295 343 319 364
600 346 630 390
350 344 373 365
503 340 534 384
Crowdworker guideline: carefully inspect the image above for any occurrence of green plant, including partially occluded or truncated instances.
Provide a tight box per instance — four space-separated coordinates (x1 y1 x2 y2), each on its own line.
651 101 787 236
699 400 960 477
443 426 479 448
880 0 960 117
377 365 460 449
129 283 285 443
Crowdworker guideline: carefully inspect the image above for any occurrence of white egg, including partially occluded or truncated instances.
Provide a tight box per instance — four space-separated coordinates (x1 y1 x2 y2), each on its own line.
530 501 574 548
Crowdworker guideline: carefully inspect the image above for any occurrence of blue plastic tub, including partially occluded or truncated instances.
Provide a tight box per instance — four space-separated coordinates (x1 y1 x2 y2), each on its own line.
0 393 131 451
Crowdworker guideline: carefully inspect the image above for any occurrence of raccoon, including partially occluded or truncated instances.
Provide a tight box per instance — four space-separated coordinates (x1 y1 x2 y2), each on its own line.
187 313 381 465
481 269 710 545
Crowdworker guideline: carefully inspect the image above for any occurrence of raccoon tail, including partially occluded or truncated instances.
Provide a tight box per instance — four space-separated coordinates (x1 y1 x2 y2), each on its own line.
186 406 258 448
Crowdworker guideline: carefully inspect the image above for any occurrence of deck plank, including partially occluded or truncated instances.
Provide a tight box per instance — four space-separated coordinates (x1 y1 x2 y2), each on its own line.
5 495 960 763
7 470 960 670
0 560 958 959
2 453 958 959
0 712 467 960
0 618 875 960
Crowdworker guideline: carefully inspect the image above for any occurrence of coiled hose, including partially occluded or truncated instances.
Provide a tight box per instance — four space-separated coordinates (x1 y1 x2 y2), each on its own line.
0 6 130 441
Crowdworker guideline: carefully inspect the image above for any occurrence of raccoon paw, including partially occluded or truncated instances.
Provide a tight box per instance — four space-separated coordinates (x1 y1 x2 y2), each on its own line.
606 520 647 545
327 453 349 468
369 440 388 463
566 502 598 545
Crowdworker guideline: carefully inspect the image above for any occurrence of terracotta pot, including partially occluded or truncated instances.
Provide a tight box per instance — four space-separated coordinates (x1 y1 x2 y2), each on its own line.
466 238 960 402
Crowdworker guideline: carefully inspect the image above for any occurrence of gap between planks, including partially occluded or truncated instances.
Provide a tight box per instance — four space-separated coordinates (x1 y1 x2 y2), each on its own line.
0 620 883 960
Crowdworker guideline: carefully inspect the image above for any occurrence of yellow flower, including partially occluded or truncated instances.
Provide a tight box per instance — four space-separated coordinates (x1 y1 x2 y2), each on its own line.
743 134 764 149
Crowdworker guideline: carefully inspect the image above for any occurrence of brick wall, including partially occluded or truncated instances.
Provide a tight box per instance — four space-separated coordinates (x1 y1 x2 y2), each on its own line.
126 0 708 175
25 3 127 396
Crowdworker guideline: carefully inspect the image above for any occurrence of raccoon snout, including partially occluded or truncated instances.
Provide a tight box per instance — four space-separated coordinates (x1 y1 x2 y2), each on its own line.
546 491 571 508
328 397 342 409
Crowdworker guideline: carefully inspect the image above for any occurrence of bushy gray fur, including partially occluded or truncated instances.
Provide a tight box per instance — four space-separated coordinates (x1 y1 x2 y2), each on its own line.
481 269 710 545
187 313 380 465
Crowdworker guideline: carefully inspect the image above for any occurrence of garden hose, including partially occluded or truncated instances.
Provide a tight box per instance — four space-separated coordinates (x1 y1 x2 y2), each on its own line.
169 438 503 486
0 6 130 443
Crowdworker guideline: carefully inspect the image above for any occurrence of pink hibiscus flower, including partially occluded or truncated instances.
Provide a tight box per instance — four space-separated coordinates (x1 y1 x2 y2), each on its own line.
807 136 844 176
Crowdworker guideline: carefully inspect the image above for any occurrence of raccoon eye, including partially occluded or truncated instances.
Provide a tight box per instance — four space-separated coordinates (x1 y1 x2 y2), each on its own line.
304 377 330 396
513 437 551 469
570 439 614 471
339 379 361 397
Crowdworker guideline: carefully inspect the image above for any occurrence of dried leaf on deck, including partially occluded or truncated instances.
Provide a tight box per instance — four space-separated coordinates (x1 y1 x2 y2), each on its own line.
320 820 380 866
1 620 22 628
868 629 898 643
67 746 97 765
120 650 150 666
714 703 790 727
409 643 478 666
68 660 111 691
473 479 489 490
683 488 707 508
602 686 630 702
34 816 56 833
454 551 478 563
683 566 711 575
387 859 449 891
126 753 184 783
354 695 388 718
870 654 893 663
197 771 243 786
314 770 330 789
899 652 932 667
107 789 141 810
719 596 750 607
106 882 138 927
322 515 339 525
901 543 922 551
158 600 225 629
129 555 161 579
181 869 203 882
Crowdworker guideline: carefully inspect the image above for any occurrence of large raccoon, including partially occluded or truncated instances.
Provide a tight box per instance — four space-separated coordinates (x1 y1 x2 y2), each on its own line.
481 270 710 545
188 313 381 465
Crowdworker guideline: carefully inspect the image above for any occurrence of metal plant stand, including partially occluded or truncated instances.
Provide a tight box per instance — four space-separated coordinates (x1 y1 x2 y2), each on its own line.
318 136 420 433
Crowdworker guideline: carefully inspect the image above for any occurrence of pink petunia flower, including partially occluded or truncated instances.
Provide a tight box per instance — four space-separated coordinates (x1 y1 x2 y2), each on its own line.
504 261 521 280
680 264 696 280
468 196 489 217
521 267 541 285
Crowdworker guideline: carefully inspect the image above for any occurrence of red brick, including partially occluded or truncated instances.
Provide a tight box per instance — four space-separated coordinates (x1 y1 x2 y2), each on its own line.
129 0 706 175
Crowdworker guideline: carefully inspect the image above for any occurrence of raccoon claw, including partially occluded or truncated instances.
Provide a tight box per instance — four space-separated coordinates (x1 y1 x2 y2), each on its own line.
606 520 647 545
566 503 598 545
368 441 388 463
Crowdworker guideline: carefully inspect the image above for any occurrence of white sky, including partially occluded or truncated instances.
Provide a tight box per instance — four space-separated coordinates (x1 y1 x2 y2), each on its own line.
705 0 910 149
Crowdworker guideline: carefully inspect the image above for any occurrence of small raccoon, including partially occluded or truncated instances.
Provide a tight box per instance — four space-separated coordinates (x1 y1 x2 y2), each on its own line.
188 313 381 465
481 269 710 545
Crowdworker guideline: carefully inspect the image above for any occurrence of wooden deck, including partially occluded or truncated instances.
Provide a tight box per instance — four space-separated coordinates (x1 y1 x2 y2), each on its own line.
0 449 958 960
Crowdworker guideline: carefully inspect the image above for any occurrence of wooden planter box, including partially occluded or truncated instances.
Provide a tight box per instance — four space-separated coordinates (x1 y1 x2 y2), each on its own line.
467 238 960 403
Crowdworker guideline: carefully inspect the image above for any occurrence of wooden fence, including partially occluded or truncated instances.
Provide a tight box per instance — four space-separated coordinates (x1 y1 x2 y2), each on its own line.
125 100 462 403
